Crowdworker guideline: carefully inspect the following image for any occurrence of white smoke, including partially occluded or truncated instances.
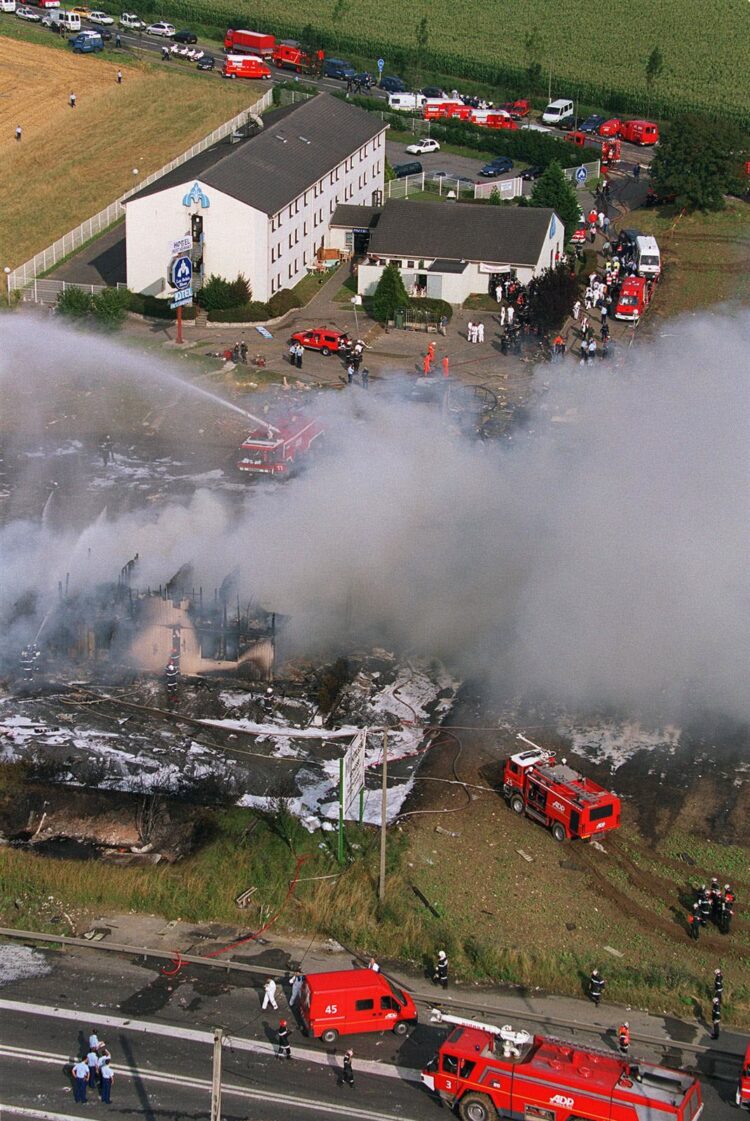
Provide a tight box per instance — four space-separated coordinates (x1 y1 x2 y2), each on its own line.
1 312 749 721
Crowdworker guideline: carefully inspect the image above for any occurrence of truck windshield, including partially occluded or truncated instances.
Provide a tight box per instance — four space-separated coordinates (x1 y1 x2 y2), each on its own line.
641 256 659 266
620 295 638 306
387 982 407 1007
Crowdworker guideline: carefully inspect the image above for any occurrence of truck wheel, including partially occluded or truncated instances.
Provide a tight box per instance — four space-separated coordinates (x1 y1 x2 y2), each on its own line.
321 346 331 356
551 822 567 843
393 1021 408 1036
458 1093 497 1121
321 1028 339 1044
510 795 524 815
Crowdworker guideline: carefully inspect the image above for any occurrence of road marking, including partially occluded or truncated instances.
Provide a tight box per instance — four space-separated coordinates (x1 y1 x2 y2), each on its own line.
0 998 421 1083
0 1048 419 1121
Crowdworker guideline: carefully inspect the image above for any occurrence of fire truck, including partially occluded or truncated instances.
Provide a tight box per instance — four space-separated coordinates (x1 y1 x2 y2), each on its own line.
237 410 323 477
503 735 621 842
737 1042 750 1109
566 130 621 166
422 1010 703 1121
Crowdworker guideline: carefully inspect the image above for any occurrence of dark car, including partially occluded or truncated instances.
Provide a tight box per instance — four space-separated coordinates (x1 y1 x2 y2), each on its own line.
323 57 357 80
521 165 543 181
352 71 375 89
196 54 214 70
392 160 423 179
615 228 642 254
580 113 605 134
379 75 406 93
173 28 197 43
479 156 514 177
421 85 445 99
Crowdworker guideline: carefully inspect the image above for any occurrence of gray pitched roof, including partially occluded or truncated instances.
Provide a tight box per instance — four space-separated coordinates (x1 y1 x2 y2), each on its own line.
330 205 382 230
126 95 385 217
368 199 555 265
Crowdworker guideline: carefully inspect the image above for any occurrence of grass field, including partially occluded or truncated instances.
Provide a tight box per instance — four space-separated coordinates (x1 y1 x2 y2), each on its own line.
134 0 750 122
0 32 264 268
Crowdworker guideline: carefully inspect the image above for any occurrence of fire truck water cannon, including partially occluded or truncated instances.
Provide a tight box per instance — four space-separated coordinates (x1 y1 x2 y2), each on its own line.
502 732 622 842
422 1011 703 1121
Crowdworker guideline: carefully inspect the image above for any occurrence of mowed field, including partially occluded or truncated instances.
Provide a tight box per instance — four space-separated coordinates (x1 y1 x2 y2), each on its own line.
1 36 262 268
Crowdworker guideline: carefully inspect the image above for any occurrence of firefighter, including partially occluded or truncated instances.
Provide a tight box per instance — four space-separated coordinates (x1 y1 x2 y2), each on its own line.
698 889 711 926
339 1049 355 1088
432 950 448 989
277 1019 291 1059
688 903 701 941
709 877 722 921
714 968 724 1002
720 886 735 935
164 660 179 707
617 1022 630 1056
711 996 721 1039
589 969 605 1007
99 434 113 467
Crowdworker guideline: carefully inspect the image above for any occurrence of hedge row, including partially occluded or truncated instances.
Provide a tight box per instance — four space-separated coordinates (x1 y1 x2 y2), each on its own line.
126 291 196 319
208 302 269 322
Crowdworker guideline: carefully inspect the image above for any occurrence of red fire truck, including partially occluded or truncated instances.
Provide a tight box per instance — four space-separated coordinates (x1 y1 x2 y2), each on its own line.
237 411 323 477
272 41 314 71
422 1010 703 1121
618 119 659 146
737 1042 750 1109
503 735 621 842
223 28 275 56
565 130 621 166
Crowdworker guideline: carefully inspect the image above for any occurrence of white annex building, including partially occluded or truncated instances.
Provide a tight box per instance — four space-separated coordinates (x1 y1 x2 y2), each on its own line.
124 94 387 302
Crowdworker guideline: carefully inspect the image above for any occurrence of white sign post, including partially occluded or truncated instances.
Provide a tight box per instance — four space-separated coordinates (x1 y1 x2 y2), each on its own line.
338 729 367 862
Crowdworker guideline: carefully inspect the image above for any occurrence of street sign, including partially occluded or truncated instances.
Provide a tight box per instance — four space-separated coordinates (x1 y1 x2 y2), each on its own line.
171 255 193 290
377 57 384 72
575 165 588 184
170 236 192 256
343 730 367 814
170 288 193 309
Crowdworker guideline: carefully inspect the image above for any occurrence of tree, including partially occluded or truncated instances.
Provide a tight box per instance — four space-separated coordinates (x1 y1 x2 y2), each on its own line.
415 15 429 50
650 113 749 211
645 45 664 88
526 260 579 334
529 160 580 238
196 274 250 312
489 187 502 205
56 285 93 319
91 287 129 330
371 263 410 323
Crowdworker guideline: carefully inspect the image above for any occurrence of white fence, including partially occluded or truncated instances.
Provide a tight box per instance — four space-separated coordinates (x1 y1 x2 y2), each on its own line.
20 278 128 306
9 89 274 292
385 172 523 202
564 160 601 188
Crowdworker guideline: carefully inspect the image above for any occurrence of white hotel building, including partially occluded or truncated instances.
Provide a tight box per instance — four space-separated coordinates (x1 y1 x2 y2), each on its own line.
124 93 387 302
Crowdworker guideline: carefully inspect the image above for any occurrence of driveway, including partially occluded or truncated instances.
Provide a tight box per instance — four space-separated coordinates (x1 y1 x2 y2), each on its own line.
49 221 127 287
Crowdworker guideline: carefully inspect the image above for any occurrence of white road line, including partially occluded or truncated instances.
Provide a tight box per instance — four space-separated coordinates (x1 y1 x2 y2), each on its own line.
0 1050 419 1121
0 998 421 1083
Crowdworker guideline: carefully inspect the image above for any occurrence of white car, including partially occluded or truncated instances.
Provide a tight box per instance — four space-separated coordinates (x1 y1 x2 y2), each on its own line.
119 11 143 28
146 20 174 36
89 9 114 23
406 138 441 155
16 5 41 19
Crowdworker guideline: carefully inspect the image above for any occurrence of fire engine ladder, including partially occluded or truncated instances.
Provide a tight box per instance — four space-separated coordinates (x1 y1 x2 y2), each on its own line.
429 1009 532 1054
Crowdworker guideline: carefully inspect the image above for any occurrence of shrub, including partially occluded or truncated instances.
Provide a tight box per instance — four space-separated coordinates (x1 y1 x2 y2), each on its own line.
208 302 270 322
267 288 302 317
91 287 130 330
409 297 452 321
126 291 195 319
196 274 248 312
56 285 93 319
228 274 252 305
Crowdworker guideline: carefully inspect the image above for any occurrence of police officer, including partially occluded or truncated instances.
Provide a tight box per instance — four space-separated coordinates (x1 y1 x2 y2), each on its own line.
277 1019 291 1059
72 1057 90 1103
99 1057 114 1103
711 996 721 1039
86 1044 100 1087
340 1049 355 1088
433 950 448 989
714 968 724 1002
589 969 605 1007
617 1022 630 1056
688 903 701 941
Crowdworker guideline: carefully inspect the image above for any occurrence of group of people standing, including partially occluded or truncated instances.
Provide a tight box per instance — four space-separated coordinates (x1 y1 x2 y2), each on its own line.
689 878 737 939
71 1030 115 1104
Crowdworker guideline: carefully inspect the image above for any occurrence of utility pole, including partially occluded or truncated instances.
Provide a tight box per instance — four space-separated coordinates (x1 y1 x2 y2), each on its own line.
210 1027 224 1121
378 728 388 903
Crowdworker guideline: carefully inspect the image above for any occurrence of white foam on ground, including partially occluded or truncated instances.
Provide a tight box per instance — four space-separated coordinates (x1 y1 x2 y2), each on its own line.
0 945 52 987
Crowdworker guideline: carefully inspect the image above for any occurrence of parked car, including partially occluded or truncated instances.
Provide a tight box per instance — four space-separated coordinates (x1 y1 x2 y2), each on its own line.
479 156 514 177
146 20 175 36
16 5 41 19
580 114 606 134
425 170 450 180
291 327 347 356
69 30 103 50
70 4 91 14
173 27 197 43
196 54 214 70
521 164 543 181
379 75 406 93
405 137 440 155
322 57 356 80
119 11 143 28
421 85 445 99
598 118 621 137
88 9 113 22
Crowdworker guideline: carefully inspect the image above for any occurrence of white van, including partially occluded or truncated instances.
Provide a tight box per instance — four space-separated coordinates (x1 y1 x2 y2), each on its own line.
542 98 574 126
47 8 81 30
387 92 426 112
1 1 18 13
636 235 661 277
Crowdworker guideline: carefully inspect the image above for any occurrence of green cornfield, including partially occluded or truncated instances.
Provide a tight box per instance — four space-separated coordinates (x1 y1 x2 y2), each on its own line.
120 0 750 125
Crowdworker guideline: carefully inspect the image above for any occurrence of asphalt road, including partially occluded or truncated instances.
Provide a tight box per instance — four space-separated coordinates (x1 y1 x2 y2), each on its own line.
0 947 741 1121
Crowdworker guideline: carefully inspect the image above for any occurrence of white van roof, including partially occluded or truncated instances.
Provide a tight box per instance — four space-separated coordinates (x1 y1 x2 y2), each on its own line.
546 98 573 108
636 235 659 253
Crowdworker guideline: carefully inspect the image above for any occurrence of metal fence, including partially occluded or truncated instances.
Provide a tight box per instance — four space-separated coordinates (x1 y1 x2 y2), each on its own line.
564 160 601 188
20 278 128 306
8 89 274 292
385 172 523 202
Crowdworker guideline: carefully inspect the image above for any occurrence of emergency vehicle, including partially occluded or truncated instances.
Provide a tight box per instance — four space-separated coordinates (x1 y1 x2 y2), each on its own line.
299 970 418 1042
422 1009 703 1121
501 99 531 118
503 735 621 842
615 276 649 322
737 1042 750 1109
223 54 272 79
272 41 313 71
291 326 347 355
470 109 518 131
237 411 323 477
565 130 621 165
223 27 275 56
618 119 659 145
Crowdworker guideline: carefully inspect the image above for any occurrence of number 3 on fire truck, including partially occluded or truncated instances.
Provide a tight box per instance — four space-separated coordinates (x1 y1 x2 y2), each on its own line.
325 1004 338 1014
